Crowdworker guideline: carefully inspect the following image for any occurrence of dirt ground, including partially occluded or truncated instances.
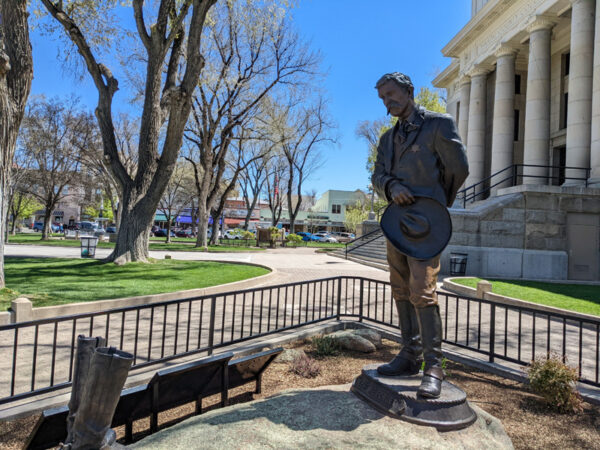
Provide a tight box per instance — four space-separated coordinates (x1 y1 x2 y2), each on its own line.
1 339 599 449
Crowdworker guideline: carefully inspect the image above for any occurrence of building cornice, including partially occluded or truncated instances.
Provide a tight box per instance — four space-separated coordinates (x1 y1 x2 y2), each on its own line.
432 59 459 88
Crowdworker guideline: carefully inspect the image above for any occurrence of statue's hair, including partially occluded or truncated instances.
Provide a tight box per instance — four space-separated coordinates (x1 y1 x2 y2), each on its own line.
375 72 414 98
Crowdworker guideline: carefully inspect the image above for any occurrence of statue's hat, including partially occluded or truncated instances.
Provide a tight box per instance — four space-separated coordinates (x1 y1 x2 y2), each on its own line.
380 197 452 259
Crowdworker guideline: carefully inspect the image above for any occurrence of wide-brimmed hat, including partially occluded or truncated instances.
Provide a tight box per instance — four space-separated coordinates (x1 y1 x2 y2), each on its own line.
380 197 452 259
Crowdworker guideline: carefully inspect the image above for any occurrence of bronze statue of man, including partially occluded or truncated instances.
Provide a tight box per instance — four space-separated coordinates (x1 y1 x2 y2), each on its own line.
372 72 468 398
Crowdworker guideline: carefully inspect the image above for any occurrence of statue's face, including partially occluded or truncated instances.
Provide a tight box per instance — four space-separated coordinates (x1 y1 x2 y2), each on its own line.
377 80 413 120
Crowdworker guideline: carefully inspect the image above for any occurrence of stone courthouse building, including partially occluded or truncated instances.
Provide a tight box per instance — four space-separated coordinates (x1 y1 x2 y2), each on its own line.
431 0 600 281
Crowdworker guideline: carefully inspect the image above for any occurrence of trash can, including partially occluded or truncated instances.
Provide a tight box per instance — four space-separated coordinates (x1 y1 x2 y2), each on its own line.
81 236 99 258
449 252 468 276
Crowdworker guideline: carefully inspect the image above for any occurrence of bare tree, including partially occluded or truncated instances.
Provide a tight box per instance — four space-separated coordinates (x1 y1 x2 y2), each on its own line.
39 0 216 264
206 127 272 245
19 97 94 239
0 1 33 287
184 0 320 248
79 113 139 229
270 97 334 232
356 117 393 175
157 162 194 243
263 154 287 227
239 154 268 230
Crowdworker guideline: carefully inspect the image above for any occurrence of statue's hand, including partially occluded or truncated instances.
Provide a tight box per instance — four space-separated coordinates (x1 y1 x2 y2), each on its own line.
389 182 415 205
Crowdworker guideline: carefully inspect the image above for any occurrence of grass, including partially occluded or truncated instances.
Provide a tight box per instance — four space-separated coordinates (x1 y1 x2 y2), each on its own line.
6 233 263 252
7 233 343 251
0 257 269 310
451 277 600 316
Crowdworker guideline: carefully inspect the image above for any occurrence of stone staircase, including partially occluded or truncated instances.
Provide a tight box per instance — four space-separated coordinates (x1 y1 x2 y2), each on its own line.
331 230 389 271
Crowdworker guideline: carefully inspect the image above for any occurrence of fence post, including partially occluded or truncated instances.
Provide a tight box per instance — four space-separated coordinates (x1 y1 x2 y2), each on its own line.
359 279 364 322
208 296 217 355
336 278 342 320
489 303 496 363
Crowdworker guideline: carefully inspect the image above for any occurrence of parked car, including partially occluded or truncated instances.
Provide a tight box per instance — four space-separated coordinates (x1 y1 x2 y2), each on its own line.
332 232 355 243
223 229 242 240
79 221 99 233
318 235 338 243
150 225 160 236
32 222 62 232
296 232 320 242
106 226 117 234
153 228 176 237
175 229 195 238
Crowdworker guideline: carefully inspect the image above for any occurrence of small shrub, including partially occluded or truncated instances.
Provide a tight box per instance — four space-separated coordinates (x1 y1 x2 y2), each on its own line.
289 354 321 378
286 233 303 247
242 230 254 240
527 354 583 413
311 335 341 357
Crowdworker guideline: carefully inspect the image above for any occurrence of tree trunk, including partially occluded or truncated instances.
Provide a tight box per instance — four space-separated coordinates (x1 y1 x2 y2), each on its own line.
41 209 52 240
209 213 219 246
194 198 208 248
0 1 33 287
105 190 152 264
166 219 172 244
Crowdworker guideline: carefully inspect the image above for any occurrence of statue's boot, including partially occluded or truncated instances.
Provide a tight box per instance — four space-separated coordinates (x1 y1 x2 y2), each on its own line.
416 305 444 398
64 336 106 446
71 347 133 450
377 300 422 376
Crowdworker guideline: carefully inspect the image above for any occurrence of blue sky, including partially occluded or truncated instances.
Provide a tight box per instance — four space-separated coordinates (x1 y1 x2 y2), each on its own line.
29 0 471 197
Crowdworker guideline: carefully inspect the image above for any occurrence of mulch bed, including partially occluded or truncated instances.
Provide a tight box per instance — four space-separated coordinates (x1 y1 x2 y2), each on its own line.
1 339 598 449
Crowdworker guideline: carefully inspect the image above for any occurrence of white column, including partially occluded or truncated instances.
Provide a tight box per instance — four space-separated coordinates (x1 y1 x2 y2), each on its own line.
589 0 600 185
523 17 554 184
491 45 517 193
458 78 471 146
565 0 596 184
465 67 488 191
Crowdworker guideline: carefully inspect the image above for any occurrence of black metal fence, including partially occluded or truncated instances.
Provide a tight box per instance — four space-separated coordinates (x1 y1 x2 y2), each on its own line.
1 276 598 405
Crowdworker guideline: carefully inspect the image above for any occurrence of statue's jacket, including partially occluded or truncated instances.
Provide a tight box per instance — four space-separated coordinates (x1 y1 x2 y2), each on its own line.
372 108 469 208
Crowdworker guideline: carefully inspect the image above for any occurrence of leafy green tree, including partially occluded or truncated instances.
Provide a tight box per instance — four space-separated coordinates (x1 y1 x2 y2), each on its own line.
344 200 368 234
8 193 41 235
415 87 446 113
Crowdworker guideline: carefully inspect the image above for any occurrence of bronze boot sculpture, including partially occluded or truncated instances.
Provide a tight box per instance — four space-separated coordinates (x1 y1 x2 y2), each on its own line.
70 347 133 449
415 305 444 398
65 336 106 446
377 300 422 376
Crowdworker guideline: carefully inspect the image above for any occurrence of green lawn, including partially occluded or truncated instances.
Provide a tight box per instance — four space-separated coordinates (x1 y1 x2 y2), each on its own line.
451 277 600 316
0 257 270 310
6 233 263 252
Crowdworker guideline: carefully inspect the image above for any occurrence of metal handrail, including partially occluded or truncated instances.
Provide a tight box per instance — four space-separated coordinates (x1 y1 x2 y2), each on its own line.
457 164 591 208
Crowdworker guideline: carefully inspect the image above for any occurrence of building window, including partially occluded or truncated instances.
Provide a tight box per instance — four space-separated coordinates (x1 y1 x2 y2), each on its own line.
332 204 341 214
514 74 521 95
562 93 569 129
514 110 519 142
565 52 570 76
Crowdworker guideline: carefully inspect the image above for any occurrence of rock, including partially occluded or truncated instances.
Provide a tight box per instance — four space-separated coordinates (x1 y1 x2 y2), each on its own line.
330 330 376 353
131 384 513 449
274 348 306 364
353 329 383 348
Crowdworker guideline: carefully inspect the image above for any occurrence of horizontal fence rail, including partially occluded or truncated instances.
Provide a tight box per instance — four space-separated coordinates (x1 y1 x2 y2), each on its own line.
1 276 598 405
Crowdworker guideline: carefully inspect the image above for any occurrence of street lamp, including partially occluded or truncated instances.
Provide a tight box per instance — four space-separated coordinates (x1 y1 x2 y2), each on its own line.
368 184 376 220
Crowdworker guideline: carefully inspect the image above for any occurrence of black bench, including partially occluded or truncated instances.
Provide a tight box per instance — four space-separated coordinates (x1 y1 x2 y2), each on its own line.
26 347 283 449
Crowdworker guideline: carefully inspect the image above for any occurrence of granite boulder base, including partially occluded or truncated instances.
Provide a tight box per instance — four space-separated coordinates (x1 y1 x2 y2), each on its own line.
351 364 477 431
